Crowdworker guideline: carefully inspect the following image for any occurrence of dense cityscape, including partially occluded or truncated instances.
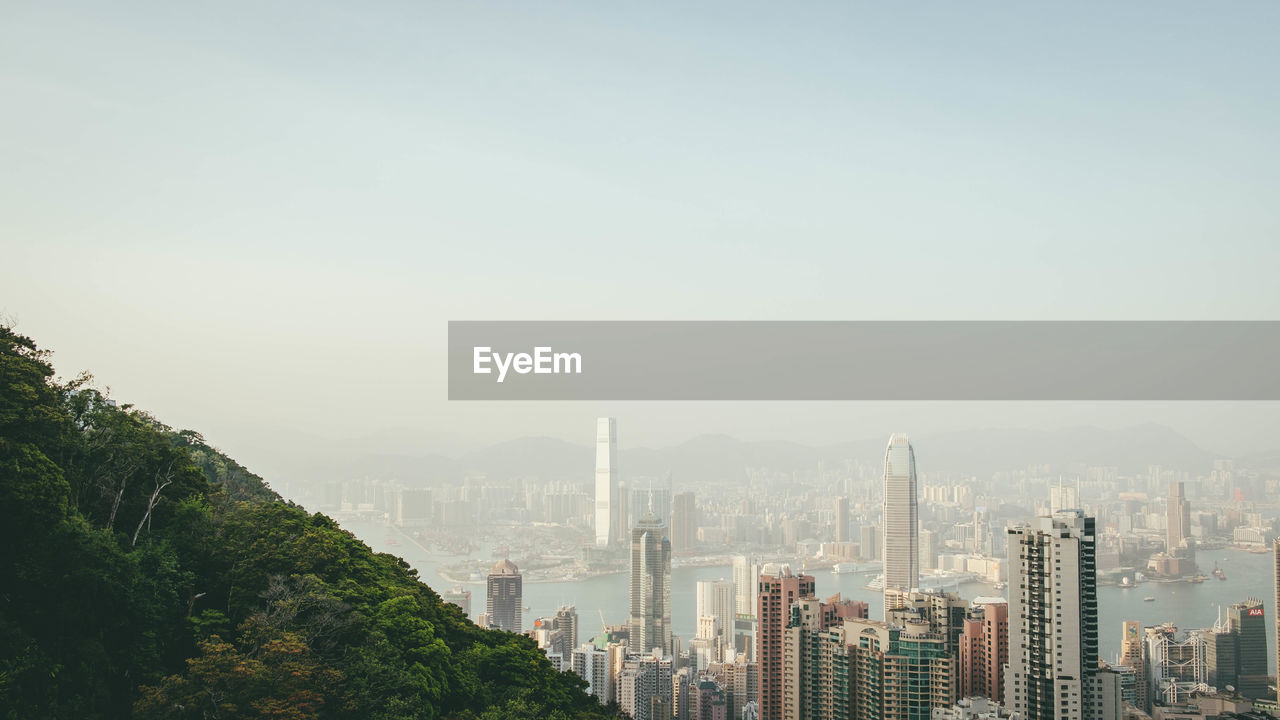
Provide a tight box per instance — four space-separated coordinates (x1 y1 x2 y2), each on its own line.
302 419 1280 720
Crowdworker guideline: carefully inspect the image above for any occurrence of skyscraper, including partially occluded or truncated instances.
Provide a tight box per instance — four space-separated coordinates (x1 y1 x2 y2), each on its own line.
672 491 697 552
443 585 472 619
1275 538 1279 707
732 555 759 617
1005 511 1108 720
1226 598 1269 699
882 433 918 615
1166 481 1190 555
1118 620 1148 712
697 579 735 651
595 417 621 547
630 512 672 655
834 496 849 543
756 563 814 720
486 558 522 632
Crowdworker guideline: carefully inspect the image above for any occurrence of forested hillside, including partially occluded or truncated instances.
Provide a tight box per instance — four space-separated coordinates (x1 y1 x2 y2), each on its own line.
0 325 614 720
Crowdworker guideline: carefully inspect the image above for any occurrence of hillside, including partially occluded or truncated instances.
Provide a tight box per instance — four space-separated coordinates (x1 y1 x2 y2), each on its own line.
0 325 614 720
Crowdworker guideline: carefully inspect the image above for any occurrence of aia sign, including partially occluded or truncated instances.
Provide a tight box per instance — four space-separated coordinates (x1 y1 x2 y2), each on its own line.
1247 608 1264 616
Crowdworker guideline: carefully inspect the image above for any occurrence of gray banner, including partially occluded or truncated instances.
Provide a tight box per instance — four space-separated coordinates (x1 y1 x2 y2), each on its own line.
447 321 1280 400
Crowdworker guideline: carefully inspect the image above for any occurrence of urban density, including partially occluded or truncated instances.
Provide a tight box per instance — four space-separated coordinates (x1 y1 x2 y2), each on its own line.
304 419 1280 720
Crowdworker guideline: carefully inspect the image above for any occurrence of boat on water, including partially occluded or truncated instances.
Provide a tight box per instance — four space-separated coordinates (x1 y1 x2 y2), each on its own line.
1144 596 1155 602
1212 561 1226 580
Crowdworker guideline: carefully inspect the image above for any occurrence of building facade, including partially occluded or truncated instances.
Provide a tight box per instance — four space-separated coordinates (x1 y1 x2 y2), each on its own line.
1004 511 1109 720
485 558 522 632
595 417 621 547
757 564 815 720
882 434 918 615
630 512 673 655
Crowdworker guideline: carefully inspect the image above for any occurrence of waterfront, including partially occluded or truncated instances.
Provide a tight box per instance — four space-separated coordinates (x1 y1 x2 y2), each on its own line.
340 518 1277 673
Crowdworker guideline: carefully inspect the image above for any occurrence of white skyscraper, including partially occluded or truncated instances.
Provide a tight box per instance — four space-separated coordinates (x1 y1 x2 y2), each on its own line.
732 554 759 617
696 579 734 647
595 417 621 547
882 433 918 614
1005 511 1109 720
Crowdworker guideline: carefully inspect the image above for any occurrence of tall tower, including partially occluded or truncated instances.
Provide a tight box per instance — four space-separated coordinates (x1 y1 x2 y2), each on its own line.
1226 597 1270 699
671 491 697 552
595 417 620 547
834 496 850 543
629 513 672 655
1119 621 1148 712
1275 538 1280 707
1005 511 1103 720
882 433 918 614
485 558 523 632
1166 481 1190 555
756 563 815 720
696 579 735 650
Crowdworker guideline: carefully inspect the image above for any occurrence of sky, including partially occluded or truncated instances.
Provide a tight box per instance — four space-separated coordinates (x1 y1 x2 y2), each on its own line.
3 1 1279 481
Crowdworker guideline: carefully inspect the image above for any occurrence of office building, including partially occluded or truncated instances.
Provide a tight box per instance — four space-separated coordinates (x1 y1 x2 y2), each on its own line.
595 417 621 547
485 558 522 632
1119 621 1148 712
1167 481 1190 555
1226 598 1269 699
882 434 918 615
835 496 850 543
630 512 673 655
698 579 735 651
1004 511 1109 720
672 491 697 552
734 555 760 617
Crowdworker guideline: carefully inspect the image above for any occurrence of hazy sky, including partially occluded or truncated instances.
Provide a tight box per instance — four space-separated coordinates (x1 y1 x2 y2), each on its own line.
4 2 1279 479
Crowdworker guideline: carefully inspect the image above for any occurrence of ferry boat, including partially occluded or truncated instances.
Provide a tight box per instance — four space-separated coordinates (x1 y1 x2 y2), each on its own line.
1144 596 1156 602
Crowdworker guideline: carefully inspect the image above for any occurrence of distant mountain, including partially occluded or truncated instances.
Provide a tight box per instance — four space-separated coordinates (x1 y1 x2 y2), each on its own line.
299 423 1217 486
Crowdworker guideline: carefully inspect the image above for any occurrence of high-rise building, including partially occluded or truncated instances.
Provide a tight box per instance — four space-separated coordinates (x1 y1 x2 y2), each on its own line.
845 617 957 718
859 525 879 563
960 597 1009 704
756 564 815 720
672 491 697 552
595 417 621 547
834 496 850 543
1118 621 1148 712
443 585 472 618
1144 623 1206 704
571 643 615 705
1204 620 1238 693
885 589 967 659
556 605 579 651
733 555 760 617
630 513 672 655
781 595 870 720
1005 511 1109 720
698 579 735 651
1166 481 1190 555
617 650 674 720
1226 597 1269 699
630 484 672 531
1275 538 1279 707
486 558 522 632
882 434 918 615
919 528 938 571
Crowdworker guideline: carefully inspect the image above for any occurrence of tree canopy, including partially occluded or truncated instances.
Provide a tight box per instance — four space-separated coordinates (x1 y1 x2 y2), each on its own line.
0 325 615 720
